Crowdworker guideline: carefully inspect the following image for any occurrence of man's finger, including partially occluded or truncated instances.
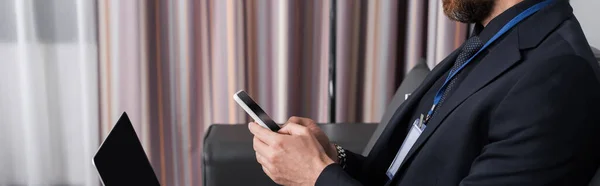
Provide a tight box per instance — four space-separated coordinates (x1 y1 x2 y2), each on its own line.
278 122 310 136
255 151 266 165
257 152 276 179
248 122 278 145
253 136 272 158
287 116 315 127
261 165 276 182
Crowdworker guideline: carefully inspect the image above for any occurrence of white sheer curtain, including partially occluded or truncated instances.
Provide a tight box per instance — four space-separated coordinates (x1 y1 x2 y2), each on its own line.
0 0 99 185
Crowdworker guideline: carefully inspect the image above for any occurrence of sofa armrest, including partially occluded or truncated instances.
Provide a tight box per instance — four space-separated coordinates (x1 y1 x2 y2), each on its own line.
202 123 377 186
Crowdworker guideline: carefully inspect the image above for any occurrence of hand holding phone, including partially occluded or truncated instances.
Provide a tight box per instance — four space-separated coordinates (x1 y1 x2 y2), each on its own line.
233 90 281 132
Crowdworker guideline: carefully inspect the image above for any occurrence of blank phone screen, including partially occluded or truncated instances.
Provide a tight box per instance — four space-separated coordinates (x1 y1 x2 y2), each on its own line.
236 91 280 131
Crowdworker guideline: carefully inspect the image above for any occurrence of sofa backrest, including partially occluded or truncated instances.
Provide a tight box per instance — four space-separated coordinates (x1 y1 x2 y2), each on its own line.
592 46 600 61
362 60 430 156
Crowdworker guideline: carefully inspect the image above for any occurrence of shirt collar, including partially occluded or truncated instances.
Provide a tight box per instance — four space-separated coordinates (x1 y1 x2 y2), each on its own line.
473 0 546 43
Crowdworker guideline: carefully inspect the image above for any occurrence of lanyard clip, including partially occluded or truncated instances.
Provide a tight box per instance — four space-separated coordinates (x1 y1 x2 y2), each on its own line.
423 114 431 124
423 104 436 124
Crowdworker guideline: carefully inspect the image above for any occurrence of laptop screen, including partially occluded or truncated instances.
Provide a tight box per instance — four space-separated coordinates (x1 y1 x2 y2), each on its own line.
93 113 160 186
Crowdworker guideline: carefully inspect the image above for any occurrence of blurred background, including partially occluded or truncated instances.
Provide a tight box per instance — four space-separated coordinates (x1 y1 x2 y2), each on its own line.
0 0 598 185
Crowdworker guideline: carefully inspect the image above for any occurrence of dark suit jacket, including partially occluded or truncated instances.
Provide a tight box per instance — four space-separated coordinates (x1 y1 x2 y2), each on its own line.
316 1 600 185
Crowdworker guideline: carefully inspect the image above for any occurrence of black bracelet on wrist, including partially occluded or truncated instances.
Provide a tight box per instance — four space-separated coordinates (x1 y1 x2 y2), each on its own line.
333 144 347 169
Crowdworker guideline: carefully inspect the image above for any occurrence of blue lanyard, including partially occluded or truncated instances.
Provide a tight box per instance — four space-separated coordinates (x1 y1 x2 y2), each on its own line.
423 0 554 124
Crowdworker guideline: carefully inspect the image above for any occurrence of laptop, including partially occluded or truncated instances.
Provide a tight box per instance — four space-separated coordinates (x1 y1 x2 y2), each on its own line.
93 112 160 186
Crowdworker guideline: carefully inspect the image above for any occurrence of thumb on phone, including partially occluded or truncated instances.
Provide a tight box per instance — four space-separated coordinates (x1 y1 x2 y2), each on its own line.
287 116 317 128
278 122 310 136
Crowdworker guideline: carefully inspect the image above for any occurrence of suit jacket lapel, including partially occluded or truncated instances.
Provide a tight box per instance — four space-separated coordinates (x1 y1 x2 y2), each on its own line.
397 31 523 173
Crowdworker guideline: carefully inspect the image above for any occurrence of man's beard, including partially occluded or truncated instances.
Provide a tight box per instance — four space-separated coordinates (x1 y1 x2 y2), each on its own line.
442 0 495 23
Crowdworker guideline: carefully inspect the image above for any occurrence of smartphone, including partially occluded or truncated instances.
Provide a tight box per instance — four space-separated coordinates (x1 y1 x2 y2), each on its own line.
233 90 281 132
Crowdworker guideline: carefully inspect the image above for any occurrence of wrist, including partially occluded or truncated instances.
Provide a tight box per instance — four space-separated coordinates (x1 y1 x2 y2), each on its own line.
319 154 335 168
328 143 339 163
312 154 335 185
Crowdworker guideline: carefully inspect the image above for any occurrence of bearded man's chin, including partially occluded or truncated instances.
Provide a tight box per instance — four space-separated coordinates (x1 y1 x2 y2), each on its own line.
442 0 495 23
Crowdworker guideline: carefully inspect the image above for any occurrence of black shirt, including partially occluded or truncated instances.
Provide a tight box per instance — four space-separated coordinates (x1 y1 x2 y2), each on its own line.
407 0 545 130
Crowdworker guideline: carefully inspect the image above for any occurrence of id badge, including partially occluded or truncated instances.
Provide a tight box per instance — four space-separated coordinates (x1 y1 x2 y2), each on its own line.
386 118 424 179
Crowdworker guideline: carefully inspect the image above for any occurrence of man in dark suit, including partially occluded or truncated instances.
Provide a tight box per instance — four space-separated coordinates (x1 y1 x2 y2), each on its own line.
248 0 600 185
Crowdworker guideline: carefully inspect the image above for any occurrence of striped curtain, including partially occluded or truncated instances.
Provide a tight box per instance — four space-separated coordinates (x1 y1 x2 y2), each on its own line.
98 1 333 184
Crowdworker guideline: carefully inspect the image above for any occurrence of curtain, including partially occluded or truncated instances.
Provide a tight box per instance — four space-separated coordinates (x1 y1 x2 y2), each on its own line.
1 0 466 185
336 0 404 122
97 1 333 185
